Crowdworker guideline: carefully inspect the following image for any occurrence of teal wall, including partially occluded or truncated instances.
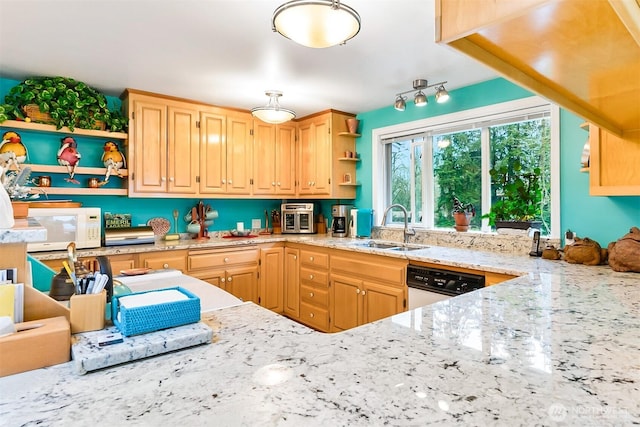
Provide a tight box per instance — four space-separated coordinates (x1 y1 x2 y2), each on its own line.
3 76 638 244
354 78 640 246
0 77 337 231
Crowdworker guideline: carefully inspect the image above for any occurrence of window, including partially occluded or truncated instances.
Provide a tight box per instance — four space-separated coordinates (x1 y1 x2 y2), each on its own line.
373 97 559 237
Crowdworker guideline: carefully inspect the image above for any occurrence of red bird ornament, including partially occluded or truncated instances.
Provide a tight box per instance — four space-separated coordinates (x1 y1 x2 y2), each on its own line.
57 136 81 184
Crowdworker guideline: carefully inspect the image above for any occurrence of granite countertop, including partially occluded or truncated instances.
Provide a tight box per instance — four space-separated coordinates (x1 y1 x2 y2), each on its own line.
0 217 47 244
8 234 640 425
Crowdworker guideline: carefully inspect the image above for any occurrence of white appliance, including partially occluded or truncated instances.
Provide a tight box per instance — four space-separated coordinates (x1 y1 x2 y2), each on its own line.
27 207 102 252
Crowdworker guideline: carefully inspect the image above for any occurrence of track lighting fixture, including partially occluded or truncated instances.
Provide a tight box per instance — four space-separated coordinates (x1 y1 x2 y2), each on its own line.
393 79 450 111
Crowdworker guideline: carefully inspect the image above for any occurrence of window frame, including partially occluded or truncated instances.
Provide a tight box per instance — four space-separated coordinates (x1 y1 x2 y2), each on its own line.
371 96 561 238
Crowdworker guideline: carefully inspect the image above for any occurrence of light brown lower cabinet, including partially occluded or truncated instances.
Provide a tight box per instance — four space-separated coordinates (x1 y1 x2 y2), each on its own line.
283 247 300 318
331 274 406 332
259 244 284 313
187 247 259 304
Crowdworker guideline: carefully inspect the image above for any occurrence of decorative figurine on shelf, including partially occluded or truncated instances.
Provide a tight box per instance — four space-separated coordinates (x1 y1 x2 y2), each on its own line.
57 136 81 184
0 131 28 172
99 141 126 185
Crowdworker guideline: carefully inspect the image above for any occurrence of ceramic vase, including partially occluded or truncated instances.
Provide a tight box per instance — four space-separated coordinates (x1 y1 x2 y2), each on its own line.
346 118 360 134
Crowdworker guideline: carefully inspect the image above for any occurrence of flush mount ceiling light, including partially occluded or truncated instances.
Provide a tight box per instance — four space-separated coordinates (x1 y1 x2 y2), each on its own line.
272 0 361 48
251 91 296 124
394 79 451 111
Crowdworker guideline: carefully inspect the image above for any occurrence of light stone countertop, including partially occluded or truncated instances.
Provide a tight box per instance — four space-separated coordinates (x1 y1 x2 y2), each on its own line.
8 232 640 425
0 217 46 244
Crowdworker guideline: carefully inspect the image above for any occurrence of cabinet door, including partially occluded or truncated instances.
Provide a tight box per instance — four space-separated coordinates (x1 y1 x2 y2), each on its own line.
362 281 406 324
260 247 284 313
298 120 314 195
199 110 227 194
589 125 640 195
131 99 167 194
331 273 362 331
105 254 136 274
275 123 296 195
284 247 300 318
226 112 253 195
167 104 199 194
312 115 331 195
226 265 258 303
190 268 225 289
253 120 277 195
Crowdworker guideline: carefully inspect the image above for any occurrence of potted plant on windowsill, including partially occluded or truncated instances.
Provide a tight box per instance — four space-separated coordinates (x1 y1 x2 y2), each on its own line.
483 162 542 230
452 196 475 232
0 76 128 132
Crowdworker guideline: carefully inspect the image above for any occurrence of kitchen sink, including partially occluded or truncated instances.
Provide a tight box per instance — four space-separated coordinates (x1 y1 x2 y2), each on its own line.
387 246 424 252
353 241 426 251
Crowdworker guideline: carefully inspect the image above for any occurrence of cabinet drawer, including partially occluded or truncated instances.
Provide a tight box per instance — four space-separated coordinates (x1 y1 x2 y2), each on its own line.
139 250 187 271
188 249 258 271
331 254 405 286
300 249 329 269
300 267 328 287
300 283 329 308
299 302 330 331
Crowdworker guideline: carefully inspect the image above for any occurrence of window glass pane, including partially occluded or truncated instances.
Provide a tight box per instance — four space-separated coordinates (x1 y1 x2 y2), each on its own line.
489 118 551 234
387 140 411 223
432 130 482 229
413 144 423 223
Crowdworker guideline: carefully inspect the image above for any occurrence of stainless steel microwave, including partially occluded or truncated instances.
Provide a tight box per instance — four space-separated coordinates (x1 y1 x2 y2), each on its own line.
281 203 316 234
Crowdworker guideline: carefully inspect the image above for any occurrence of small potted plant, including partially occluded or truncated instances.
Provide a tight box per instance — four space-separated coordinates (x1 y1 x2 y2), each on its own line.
1 76 128 132
452 196 475 232
483 162 542 230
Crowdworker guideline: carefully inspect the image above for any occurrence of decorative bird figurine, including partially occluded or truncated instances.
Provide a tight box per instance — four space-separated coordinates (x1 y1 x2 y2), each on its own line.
57 136 81 184
0 131 28 171
99 141 126 185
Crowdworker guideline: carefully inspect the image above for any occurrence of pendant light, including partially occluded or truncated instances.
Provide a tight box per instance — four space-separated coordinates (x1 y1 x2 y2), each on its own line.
272 0 361 48
251 91 296 124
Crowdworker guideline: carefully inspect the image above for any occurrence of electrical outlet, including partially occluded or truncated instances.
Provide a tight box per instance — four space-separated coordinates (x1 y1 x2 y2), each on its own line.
251 218 261 229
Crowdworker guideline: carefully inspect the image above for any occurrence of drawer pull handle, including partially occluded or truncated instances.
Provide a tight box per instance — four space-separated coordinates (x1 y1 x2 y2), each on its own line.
224 257 229 263
309 292 314 297
356 289 360 294
309 274 314 280
309 312 314 318
361 290 366 296
163 263 169 269
309 256 314 261
227 277 232 282
221 278 225 283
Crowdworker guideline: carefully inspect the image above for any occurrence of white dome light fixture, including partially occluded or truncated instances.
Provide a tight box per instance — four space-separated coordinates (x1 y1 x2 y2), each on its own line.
251 91 296 124
272 0 361 49
393 79 451 111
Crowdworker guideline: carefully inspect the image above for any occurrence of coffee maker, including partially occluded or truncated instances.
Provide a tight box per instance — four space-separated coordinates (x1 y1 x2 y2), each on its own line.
331 204 353 237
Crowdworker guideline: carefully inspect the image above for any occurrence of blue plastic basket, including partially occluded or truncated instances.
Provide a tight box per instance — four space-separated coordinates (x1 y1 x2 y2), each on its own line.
112 287 201 336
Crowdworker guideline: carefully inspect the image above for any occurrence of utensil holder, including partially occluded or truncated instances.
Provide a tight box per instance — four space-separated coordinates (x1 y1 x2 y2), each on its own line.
70 290 106 333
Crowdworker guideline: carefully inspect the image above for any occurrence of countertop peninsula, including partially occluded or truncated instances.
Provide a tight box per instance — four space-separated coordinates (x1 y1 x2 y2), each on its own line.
6 235 640 425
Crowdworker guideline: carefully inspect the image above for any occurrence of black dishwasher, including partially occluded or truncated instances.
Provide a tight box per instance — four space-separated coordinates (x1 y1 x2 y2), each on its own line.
407 265 485 297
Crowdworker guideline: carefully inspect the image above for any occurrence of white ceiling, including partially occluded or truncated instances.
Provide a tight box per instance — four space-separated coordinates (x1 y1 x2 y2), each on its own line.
0 0 497 118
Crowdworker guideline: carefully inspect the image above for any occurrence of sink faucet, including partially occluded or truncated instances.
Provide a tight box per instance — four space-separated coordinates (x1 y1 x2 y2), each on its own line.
380 204 416 244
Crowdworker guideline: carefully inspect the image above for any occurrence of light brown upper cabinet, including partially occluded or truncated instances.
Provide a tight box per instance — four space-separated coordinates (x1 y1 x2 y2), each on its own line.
296 110 358 199
588 125 640 196
199 108 253 196
436 0 640 139
122 90 199 197
253 120 296 196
